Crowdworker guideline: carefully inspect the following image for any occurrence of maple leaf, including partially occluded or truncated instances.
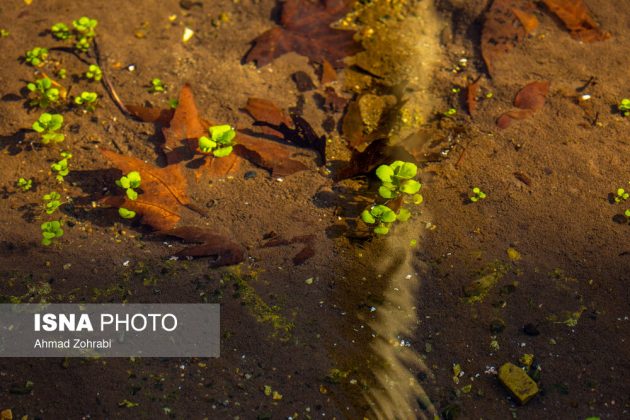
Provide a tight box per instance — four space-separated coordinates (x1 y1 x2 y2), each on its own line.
235 133 309 177
482 0 535 77
244 0 361 69
541 0 610 42
162 84 207 164
100 149 190 231
158 227 245 267
497 81 550 129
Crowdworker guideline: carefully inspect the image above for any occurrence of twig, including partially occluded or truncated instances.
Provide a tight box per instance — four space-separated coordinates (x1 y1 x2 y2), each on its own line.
93 37 133 118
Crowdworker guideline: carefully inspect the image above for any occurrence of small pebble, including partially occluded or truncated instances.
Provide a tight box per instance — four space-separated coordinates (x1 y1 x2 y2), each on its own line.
244 171 257 180
523 323 540 336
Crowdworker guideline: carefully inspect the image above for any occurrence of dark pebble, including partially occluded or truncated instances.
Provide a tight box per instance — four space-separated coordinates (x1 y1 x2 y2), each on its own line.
490 319 506 334
244 171 257 180
523 323 540 336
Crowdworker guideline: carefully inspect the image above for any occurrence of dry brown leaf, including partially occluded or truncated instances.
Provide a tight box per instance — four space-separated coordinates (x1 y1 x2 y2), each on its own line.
126 105 174 125
542 0 610 42
243 0 361 68
467 79 481 116
158 226 245 267
245 98 292 128
497 81 550 129
235 133 309 177
320 58 337 84
511 8 539 35
162 84 206 164
100 149 190 230
482 0 535 77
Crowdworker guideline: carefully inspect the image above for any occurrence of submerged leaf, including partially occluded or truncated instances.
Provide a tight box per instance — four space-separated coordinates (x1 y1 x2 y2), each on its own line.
162 84 207 164
100 149 189 230
497 81 549 129
158 227 245 267
541 0 610 42
244 0 361 68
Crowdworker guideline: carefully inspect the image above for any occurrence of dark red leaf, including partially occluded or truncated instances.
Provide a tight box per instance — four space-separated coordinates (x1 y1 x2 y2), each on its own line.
497 81 549 129
158 227 245 267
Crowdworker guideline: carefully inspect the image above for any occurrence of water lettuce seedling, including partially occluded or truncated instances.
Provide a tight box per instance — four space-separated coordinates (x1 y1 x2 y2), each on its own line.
43 191 62 215
16 178 32 192
85 64 102 82
614 187 629 203
118 207 136 219
41 220 64 246
51 23 70 40
470 187 487 202
72 17 98 52
27 77 61 108
32 113 65 145
619 99 630 117
149 78 166 93
376 161 422 200
361 205 397 235
25 47 48 67
198 125 236 158
625 209 630 218
116 171 141 200
74 91 98 111
51 152 72 182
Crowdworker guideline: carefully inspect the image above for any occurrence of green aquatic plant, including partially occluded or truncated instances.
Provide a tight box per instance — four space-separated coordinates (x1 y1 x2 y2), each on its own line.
118 207 136 219
72 16 98 52
43 191 62 215
74 91 98 111
16 178 32 192
85 64 102 82
470 187 487 203
51 152 72 182
376 161 422 201
619 99 630 117
625 209 630 219
149 78 166 93
24 47 48 67
0 29 9 38
361 205 397 235
198 125 236 158
116 171 141 200
27 77 61 108
443 108 457 117
41 220 64 246
614 187 629 203
51 23 70 40
57 68 67 79
32 113 64 145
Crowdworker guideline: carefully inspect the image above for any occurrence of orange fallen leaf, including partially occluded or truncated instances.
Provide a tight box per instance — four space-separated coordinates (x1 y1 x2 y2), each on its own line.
512 7 539 35
541 0 610 42
482 0 535 77
162 84 207 164
100 149 189 230
497 81 550 129
235 133 309 177
467 79 481 116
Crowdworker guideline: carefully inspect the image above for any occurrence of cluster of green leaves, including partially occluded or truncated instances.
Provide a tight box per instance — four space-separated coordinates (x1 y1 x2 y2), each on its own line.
25 47 48 67
43 191 62 215
50 17 98 52
16 178 32 192
74 91 98 111
85 64 102 82
51 152 72 182
32 113 65 144
614 186 629 203
116 171 141 200
118 207 136 219
27 77 60 108
619 99 630 117
198 125 236 158
149 78 166 93
470 187 487 203
41 220 64 246
361 161 423 235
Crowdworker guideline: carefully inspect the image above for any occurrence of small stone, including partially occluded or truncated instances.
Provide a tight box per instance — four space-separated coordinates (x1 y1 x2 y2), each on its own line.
490 319 506 334
244 171 257 180
305 277 314 285
523 323 540 336
498 362 539 404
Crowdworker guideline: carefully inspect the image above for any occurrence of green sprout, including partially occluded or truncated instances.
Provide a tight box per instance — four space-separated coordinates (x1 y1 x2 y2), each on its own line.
614 187 629 203
41 220 64 246
72 17 98 52
375 161 422 200
51 23 70 40
619 99 630 117
57 68 67 79
198 125 236 158
51 152 72 182
0 29 9 38
443 108 457 117
118 207 136 219
25 47 49 67
361 205 397 235
168 99 179 109
43 191 62 215
116 171 141 200
85 64 102 82
32 113 64 145
149 78 166 93
74 91 98 111
26 77 61 108
625 209 630 219
470 187 487 202
16 178 33 192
